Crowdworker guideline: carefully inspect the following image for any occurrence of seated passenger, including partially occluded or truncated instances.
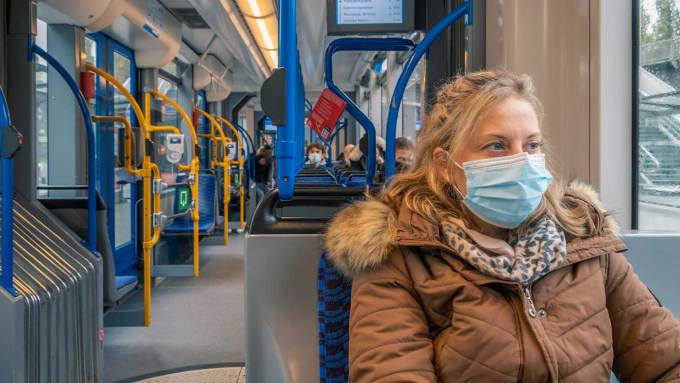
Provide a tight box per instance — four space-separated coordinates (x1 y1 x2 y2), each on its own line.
254 144 273 203
348 135 387 184
395 136 415 173
305 142 326 168
336 144 355 168
325 70 680 382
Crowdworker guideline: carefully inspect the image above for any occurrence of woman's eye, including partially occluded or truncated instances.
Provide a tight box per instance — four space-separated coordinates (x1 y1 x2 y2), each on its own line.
485 142 504 151
526 141 543 151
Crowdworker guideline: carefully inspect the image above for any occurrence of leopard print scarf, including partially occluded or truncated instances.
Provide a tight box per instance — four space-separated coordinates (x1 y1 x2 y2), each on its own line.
440 215 567 284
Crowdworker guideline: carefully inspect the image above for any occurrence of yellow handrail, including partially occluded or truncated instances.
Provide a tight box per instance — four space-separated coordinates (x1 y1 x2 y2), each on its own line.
215 116 246 230
86 64 154 327
145 90 201 277
86 64 150 138
194 108 230 245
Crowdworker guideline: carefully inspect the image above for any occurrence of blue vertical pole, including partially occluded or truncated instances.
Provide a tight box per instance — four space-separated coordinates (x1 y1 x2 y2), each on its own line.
0 88 16 295
385 2 471 177
277 0 299 200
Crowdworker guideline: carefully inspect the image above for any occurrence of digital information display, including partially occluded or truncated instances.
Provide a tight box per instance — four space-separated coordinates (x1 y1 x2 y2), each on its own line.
337 0 403 25
327 0 414 35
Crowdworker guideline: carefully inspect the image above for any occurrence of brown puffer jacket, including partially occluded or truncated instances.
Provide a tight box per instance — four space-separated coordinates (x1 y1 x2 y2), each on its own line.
325 182 680 382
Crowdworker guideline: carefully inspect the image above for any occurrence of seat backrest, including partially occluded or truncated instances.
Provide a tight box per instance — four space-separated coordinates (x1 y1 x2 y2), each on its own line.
621 232 680 316
175 173 216 223
317 252 352 383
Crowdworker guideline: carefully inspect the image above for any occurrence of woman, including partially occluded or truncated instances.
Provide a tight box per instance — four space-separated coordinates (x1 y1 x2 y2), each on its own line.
325 71 680 382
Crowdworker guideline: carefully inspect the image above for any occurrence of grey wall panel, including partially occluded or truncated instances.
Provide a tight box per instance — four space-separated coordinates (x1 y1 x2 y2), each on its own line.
0 290 26 382
245 234 322 383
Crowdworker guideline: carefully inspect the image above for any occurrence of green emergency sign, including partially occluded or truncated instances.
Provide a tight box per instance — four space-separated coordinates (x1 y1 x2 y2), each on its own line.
177 188 191 212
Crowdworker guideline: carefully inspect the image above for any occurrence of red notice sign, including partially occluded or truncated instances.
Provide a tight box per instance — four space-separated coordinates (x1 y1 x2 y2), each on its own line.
306 88 347 141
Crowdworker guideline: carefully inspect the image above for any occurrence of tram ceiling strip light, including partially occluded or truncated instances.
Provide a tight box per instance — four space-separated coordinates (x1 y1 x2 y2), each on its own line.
235 0 278 71
219 0 272 79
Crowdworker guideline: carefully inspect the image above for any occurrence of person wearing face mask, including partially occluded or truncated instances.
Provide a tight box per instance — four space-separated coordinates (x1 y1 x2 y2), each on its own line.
305 142 326 168
394 137 415 173
324 71 680 382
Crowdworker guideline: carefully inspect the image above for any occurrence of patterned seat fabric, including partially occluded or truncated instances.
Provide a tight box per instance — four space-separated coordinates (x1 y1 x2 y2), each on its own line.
318 252 352 383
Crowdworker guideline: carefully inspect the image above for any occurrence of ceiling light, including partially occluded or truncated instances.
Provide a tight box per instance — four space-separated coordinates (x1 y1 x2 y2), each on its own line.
237 0 279 70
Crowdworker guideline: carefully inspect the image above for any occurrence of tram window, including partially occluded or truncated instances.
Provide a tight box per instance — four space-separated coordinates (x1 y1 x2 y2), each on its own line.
35 19 49 192
112 51 134 248
156 59 188 182
364 53 425 140
636 0 680 231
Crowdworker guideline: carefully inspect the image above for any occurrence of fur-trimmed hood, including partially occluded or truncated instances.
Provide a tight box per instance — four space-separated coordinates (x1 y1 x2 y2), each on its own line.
324 181 620 276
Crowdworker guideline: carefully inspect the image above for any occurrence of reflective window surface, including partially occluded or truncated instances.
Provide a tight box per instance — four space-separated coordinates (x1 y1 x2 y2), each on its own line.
638 0 680 231
35 19 48 194
113 51 133 248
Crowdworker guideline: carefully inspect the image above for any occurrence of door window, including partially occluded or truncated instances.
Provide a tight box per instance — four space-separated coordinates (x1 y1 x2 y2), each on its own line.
112 51 133 248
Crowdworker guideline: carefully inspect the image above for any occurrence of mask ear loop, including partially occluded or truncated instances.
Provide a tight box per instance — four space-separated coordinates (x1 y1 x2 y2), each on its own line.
439 149 467 199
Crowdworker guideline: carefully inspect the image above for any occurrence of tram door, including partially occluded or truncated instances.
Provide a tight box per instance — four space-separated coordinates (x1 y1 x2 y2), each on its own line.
85 34 138 276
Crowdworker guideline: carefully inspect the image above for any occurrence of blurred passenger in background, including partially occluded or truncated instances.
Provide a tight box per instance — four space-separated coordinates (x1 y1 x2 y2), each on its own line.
348 134 386 172
305 142 326 168
395 137 415 173
254 144 273 204
325 70 680 382
337 144 355 168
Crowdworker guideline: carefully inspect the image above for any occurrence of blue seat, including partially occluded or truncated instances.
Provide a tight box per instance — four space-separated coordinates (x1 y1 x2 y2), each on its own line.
296 176 336 185
317 252 352 383
165 173 216 234
115 275 138 290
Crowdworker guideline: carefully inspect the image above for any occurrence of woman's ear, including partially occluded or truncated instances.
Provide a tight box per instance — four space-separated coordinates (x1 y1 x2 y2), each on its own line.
432 147 452 183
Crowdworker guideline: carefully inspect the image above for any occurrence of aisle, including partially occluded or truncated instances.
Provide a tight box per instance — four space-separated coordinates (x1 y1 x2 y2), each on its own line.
104 235 245 383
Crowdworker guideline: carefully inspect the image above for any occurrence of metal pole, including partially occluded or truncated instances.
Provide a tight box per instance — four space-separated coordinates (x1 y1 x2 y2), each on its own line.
277 0 299 200
0 87 16 295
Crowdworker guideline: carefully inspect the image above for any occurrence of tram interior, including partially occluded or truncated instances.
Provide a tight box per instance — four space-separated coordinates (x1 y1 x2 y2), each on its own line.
0 0 680 382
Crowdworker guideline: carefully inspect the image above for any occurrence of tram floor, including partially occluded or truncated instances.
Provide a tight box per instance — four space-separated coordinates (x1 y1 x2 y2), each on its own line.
104 234 245 383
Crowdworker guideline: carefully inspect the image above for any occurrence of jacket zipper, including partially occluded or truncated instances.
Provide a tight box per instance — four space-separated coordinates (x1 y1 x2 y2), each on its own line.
521 285 538 318
518 284 558 382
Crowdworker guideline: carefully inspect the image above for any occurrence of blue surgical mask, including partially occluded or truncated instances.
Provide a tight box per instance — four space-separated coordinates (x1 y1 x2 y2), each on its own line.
456 152 553 229
309 153 322 164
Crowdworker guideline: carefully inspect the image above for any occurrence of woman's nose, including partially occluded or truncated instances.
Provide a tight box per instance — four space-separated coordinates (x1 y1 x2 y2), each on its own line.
508 142 524 155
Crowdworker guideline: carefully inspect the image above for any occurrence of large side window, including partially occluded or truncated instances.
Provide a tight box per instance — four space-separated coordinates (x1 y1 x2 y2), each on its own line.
636 0 680 230
35 19 85 196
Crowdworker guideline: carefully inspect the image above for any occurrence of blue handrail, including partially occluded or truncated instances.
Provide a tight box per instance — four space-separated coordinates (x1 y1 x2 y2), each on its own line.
0 87 16 295
325 38 415 186
31 43 98 254
385 1 472 177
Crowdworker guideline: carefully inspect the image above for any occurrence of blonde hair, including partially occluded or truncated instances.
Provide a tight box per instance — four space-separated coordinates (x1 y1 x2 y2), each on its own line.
380 70 593 238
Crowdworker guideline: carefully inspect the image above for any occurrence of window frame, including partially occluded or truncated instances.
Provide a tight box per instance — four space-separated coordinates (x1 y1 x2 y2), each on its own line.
632 0 640 229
